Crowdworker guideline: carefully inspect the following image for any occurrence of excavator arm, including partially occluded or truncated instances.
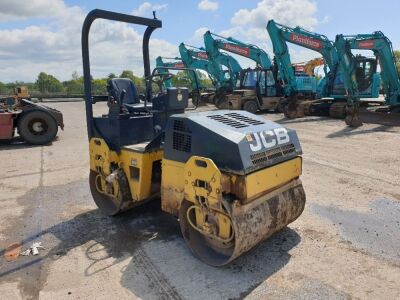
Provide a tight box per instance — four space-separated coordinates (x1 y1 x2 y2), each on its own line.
180 43 229 90
155 56 186 88
205 32 273 69
203 31 242 91
156 56 185 69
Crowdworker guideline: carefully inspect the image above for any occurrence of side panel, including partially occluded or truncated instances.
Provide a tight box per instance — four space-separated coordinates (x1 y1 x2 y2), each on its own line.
259 97 281 110
231 156 302 203
244 157 302 201
89 138 163 202
161 159 185 215
120 148 163 201
0 113 15 139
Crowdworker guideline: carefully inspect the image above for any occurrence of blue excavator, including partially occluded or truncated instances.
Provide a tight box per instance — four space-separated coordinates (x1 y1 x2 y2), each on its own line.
178 43 234 103
203 31 243 93
156 54 216 104
335 32 400 126
203 30 288 112
267 20 381 124
155 56 186 88
177 43 223 89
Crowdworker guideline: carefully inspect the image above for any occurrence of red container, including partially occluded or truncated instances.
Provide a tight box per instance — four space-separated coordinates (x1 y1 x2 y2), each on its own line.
0 113 14 140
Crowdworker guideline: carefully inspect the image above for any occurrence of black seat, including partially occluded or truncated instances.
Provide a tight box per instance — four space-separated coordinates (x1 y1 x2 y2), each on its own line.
107 78 151 113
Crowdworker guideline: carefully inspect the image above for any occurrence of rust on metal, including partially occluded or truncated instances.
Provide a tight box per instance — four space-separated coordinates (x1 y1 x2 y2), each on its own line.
161 185 184 215
4 242 22 261
230 179 306 263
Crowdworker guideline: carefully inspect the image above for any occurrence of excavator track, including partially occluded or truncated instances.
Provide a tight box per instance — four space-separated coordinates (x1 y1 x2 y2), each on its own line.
329 102 347 119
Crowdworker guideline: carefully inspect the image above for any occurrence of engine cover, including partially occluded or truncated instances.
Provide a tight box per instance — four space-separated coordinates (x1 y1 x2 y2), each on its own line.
164 110 302 175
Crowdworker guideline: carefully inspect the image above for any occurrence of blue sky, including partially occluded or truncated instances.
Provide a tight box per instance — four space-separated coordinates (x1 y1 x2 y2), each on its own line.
0 0 398 82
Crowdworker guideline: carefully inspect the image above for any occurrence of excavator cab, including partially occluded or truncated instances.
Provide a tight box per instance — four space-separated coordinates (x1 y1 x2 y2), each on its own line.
354 56 379 94
331 55 380 98
240 68 277 95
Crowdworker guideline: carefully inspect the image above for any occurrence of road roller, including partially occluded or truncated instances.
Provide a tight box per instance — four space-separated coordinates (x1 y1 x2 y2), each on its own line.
82 9 306 266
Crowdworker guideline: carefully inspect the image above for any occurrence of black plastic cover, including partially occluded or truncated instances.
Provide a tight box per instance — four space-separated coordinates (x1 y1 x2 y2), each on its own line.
164 110 302 175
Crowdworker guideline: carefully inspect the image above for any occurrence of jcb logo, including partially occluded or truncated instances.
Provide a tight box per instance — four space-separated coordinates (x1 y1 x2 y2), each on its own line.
246 128 290 152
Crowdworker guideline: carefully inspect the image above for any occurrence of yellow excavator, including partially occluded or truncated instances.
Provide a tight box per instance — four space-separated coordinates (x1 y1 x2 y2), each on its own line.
82 9 306 266
304 58 325 77
293 58 325 77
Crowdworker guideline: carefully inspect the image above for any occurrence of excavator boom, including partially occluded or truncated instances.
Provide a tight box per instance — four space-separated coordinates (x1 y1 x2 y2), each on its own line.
267 20 331 98
204 31 242 91
207 32 273 69
179 43 225 90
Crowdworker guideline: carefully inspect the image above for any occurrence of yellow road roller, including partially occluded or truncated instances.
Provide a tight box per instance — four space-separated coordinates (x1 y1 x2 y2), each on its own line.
82 9 306 266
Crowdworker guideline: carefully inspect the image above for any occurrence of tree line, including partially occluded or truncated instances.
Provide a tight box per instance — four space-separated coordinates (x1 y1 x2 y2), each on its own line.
2 53 398 97
0 69 214 97
0 70 144 96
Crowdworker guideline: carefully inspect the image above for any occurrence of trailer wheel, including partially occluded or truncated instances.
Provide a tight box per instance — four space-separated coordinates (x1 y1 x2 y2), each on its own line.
243 100 258 114
18 110 58 145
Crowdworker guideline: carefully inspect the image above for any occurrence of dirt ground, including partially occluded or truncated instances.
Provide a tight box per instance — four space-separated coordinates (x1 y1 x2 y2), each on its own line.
0 101 399 300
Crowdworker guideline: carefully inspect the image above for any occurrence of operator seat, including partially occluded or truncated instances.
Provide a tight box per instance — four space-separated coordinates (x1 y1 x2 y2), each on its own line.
107 78 151 113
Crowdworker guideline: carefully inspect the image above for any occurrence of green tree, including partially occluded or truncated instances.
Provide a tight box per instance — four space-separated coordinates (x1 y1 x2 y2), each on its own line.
92 78 107 95
35 72 64 93
107 73 116 79
196 70 213 89
120 70 135 81
171 71 191 86
0 82 8 95
119 70 144 92
63 76 84 95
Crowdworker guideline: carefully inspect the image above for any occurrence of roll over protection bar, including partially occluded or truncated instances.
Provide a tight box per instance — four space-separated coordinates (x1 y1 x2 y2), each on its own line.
81 9 162 139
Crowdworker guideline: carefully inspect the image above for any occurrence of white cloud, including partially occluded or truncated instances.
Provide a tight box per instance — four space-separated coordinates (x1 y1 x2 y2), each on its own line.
320 15 331 24
198 0 219 11
132 2 168 17
190 27 210 43
231 0 317 30
218 0 320 65
0 0 67 22
0 1 177 82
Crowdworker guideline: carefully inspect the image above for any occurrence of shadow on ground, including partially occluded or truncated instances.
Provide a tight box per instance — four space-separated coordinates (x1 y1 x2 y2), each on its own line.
326 125 397 138
272 116 331 125
0 136 58 150
0 179 301 300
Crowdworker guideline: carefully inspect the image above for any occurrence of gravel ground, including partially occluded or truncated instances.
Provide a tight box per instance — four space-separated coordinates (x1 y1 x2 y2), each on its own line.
0 101 399 300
